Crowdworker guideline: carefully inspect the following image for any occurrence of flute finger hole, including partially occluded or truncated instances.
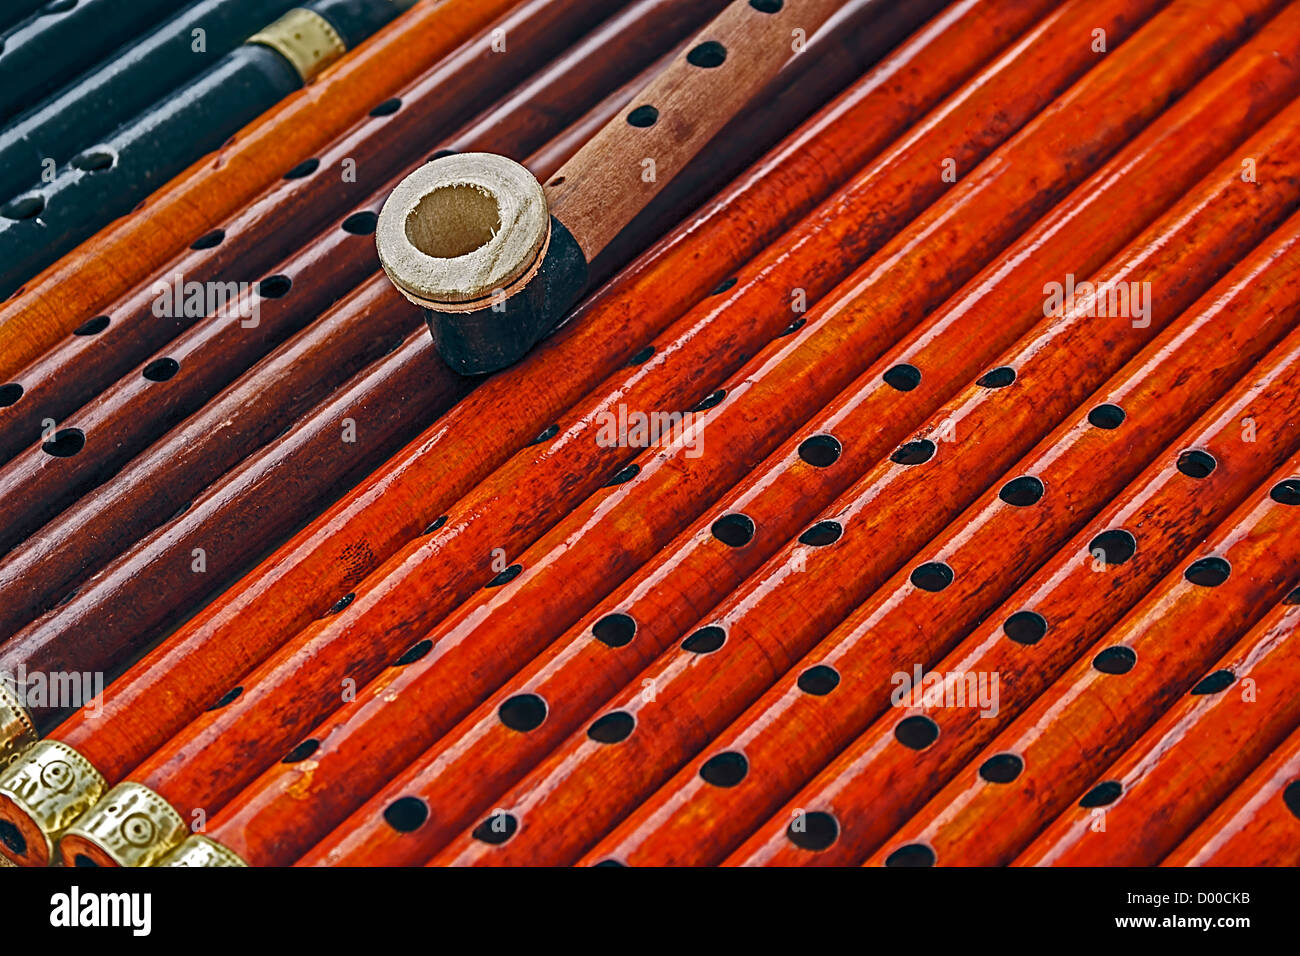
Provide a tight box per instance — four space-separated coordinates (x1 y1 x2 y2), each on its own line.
1184 556 1230 587
910 561 953 593
885 843 934 867
978 753 1023 783
592 612 636 648
1190 669 1235 695
1092 646 1137 674
0 383 22 407
190 229 225 250
1087 403 1126 430
627 105 658 128
587 711 635 744
281 739 320 763
1078 781 1122 808
999 475 1044 506
42 427 84 457
890 438 935 465
142 358 180 382
976 366 1015 388
472 812 518 844
883 363 921 392
1270 479 1300 505
341 211 378 235
797 434 841 467
699 751 748 787
686 41 727 69
1003 610 1047 645
1176 448 1216 478
383 796 428 832
258 274 292 298
798 520 841 546
681 625 726 654
1088 528 1136 566
894 715 940 751
369 97 402 117
711 513 755 547
73 315 110 335
796 664 839 696
498 694 547 732
283 158 320 180
786 810 837 851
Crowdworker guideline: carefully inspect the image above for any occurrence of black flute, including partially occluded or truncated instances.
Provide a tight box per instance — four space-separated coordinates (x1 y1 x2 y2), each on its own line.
0 0 299 202
0 0 414 298
0 0 190 124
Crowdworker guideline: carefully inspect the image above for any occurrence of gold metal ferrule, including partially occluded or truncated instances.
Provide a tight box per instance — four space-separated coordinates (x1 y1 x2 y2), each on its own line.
0 740 106 863
0 681 37 769
247 8 347 84
157 834 248 867
60 782 189 868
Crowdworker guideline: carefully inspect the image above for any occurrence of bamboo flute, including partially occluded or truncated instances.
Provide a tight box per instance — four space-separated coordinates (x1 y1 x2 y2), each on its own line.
80 0 1184 869
228 0 1300 869
0 0 1029 862
424 91 1300 868
1018 595 1300 865
0 0 529 381
0 0 715 635
1163 718 1300 865
0 0 633 466
585 210 1300 866
864 455 1300 866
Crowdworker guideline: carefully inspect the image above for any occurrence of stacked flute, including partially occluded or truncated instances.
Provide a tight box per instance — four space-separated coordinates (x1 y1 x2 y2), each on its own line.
0 0 1297 868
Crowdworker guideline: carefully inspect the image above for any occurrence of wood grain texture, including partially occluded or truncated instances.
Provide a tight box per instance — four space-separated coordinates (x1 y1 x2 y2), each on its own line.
545 0 844 260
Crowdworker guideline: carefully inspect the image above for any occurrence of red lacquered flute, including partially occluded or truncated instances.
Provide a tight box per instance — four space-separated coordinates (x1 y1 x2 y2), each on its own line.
289 1 1300 868
0 0 927 866
0 0 627 470
1018 594 1300 865
865 454 1300 867
583 218 1300 864
125 0 1179 868
731 228 1300 868
1163 718 1300 865
425 92 1300 868
0 0 717 645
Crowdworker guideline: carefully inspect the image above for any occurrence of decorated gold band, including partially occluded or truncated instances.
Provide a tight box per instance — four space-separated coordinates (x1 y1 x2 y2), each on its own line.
61 781 190 867
0 739 106 862
158 834 248 867
0 681 38 769
248 8 347 84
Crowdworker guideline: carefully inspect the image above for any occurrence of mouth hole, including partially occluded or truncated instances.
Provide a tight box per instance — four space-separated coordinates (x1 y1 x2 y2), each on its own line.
405 184 501 259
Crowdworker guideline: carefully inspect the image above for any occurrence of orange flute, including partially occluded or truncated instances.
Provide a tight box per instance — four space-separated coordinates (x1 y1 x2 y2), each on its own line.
0 0 630 467
1163 718 1300 865
583 217 1300 866
0 0 530 381
283 4 1300 868
1018 594 1300 866
116 0 1196 867
731 250 1300 869
865 457 1300 867
426 67 1300 870
8 0 1056 854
